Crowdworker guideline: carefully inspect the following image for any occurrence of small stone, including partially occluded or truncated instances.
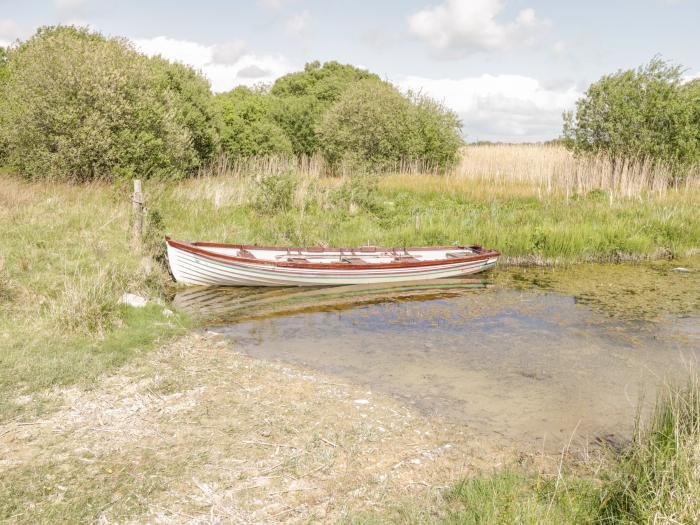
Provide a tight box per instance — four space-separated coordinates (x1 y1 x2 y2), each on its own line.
119 293 147 308
673 267 691 273
354 399 370 405
410 458 421 465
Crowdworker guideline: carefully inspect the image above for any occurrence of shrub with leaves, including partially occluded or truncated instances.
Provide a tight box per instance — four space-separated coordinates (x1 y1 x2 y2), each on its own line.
270 61 381 156
563 58 700 175
0 26 216 181
316 79 462 171
331 173 379 212
215 86 292 158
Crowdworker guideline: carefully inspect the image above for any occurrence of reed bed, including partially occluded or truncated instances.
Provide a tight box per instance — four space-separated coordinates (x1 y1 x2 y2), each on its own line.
455 144 699 199
195 145 699 202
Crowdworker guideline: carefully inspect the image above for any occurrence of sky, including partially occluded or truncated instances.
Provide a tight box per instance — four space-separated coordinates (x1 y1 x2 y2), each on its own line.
1 0 698 142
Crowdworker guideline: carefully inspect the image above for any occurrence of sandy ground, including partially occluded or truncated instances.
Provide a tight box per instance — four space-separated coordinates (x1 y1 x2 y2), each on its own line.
0 331 519 524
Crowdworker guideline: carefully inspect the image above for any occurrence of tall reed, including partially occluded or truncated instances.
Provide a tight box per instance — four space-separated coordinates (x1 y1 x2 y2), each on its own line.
455 144 699 199
194 145 699 201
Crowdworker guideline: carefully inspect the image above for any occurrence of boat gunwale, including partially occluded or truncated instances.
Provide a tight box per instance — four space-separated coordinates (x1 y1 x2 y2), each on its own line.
166 237 500 271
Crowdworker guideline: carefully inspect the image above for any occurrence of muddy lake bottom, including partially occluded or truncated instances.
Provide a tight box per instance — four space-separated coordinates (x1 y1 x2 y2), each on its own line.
175 259 700 452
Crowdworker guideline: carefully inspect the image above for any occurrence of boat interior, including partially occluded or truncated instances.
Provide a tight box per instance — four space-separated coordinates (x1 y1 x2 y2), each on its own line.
194 244 485 265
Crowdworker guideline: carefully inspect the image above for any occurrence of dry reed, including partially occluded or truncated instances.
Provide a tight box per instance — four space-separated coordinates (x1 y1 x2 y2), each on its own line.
193 145 699 201
455 144 699 199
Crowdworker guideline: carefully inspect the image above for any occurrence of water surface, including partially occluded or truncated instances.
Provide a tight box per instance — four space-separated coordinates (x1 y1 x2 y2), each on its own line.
174 258 700 449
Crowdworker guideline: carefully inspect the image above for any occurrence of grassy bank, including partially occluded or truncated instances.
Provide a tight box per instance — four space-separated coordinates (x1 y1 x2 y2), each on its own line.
162 154 700 263
0 176 188 422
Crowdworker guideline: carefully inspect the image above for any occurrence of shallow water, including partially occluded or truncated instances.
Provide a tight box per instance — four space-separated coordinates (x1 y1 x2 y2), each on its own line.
174 258 700 449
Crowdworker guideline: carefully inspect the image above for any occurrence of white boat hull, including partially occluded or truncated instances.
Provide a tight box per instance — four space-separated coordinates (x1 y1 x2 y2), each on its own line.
166 239 499 287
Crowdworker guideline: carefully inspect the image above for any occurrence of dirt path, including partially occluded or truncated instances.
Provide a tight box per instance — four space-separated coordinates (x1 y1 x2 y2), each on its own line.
0 331 515 524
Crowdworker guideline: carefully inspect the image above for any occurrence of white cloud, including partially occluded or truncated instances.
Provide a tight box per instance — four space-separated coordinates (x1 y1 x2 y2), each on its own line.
135 36 211 68
398 74 581 142
408 0 546 57
212 40 247 65
285 11 311 37
683 71 700 83
133 36 294 92
0 19 24 42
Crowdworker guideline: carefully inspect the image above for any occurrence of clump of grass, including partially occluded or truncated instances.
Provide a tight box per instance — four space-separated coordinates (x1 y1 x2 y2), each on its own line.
441 468 599 525
331 173 379 213
456 144 700 199
49 265 126 337
253 171 298 213
598 378 700 523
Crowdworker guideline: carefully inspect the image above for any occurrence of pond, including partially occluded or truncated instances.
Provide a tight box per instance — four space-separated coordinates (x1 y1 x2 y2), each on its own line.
174 258 700 450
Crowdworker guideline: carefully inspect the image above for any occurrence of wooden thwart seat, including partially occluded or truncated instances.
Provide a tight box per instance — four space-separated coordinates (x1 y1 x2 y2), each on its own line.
341 257 367 264
393 255 419 262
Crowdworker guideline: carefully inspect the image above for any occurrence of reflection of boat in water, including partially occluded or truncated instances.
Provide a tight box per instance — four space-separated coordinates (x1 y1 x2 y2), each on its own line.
172 279 490 323
166 238 499 287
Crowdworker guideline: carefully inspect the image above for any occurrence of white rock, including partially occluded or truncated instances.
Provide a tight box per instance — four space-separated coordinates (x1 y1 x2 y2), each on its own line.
119 293 148 308
162 308 174 317
354 399 370 405
673 267 691 273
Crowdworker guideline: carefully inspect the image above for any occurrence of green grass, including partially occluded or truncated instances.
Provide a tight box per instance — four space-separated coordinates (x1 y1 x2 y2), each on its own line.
441 469 600 525
0 176 188 422
0 449 192 524
157 172 700 262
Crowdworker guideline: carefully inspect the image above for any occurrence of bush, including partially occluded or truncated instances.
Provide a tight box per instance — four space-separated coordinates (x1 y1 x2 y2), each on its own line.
0 46 8 164
563 58 700 174
316 79 462 171
215 86 293 157
270 61 381 156
0 26 216 181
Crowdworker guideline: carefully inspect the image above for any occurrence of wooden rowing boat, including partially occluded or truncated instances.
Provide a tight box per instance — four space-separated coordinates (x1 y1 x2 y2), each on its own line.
166 237 500 287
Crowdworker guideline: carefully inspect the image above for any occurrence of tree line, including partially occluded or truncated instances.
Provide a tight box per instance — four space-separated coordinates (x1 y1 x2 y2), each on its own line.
0 26 697 183
0 26 463 181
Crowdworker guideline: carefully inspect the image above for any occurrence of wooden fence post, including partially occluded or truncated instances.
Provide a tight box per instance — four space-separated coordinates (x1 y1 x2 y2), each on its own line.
132 179 144 247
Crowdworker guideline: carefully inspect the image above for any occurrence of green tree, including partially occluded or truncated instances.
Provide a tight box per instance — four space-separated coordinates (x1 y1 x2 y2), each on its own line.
215 86 293 157
316 79 462 171
149 57 221 166
270 61 381 155
0 26 214 181
563 58 700 168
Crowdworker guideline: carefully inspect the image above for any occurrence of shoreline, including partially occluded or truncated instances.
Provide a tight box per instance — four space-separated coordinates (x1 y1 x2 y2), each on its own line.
1 331 537 523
